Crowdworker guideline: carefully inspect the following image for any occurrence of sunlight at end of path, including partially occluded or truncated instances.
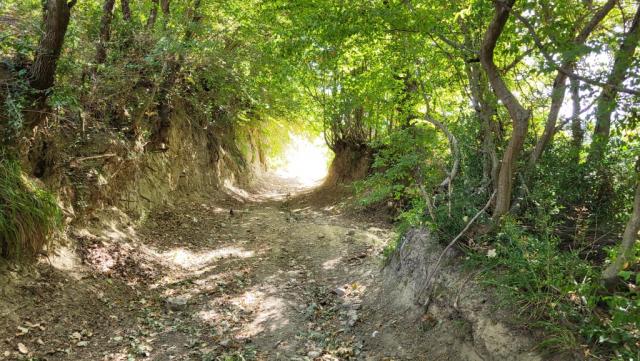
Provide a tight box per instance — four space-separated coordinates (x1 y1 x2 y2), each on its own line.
274 133 331 186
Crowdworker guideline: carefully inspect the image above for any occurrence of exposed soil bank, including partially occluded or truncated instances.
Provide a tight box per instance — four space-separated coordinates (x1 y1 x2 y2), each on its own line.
379 229 543 361
323 143 371 188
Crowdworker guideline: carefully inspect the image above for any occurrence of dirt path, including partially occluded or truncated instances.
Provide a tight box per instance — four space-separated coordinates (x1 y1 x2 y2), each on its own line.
1 178 436 360
135 195 398 360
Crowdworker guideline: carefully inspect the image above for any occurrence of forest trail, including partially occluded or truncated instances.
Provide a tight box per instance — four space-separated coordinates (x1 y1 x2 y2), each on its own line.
1 175 436 361
131 183 406 360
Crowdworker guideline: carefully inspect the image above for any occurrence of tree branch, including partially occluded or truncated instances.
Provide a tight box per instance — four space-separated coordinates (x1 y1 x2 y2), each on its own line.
513 11 640 96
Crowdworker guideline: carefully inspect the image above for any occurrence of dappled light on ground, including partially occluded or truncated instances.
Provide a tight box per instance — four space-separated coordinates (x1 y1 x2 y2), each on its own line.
322 257 342 270
274 134 331 187
153 247 255 270
1 185 428 360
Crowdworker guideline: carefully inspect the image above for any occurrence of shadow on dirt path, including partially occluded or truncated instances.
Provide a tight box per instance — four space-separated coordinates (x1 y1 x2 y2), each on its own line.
1 173 441 360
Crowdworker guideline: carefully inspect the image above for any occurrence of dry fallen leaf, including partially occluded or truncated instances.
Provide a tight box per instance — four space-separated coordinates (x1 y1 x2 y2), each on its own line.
17 342 28 354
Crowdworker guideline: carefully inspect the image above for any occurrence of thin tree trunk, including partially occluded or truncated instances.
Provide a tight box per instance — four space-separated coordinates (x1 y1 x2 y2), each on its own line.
147 0 159 28
479 0 530 219
528 72 567 167
587 5 640 167
161 0 170 16
121 0 131 21
467 61 499 191
570 78 583 161
602 158 640 287
95 0 116 65
527 0 615 169
159 0 170 28
29 0 77 92
184 0 202 41
460 19 499 192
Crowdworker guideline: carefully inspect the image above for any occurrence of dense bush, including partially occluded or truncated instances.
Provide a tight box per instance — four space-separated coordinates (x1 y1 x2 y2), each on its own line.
355 125 446 225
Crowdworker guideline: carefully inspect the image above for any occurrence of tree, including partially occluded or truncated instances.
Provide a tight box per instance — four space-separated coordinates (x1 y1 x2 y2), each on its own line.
479 0 530 219
587 4 640 167
29 0 77 92
121 0 131 21
95 0 116 65
152 0 202 148
526 0 616 169
161 0 170 16
569 78 583 162
461 24 499 192
602 157 640 287
147 0 159 28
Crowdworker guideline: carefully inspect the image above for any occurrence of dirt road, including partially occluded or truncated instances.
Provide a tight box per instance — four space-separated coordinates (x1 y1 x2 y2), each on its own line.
1 179 439 360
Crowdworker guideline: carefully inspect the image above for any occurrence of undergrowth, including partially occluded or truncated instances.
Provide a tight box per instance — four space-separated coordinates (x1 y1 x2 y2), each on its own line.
0 157 62 261
357 125 639 360
465 216 639 360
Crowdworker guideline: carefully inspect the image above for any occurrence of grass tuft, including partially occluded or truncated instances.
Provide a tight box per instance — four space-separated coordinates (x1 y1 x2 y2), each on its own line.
0 158 62 261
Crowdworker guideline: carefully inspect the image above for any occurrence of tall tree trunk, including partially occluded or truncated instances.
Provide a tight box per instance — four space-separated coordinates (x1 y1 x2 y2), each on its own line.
160 0 171 28
184 0 202 41
396 73 418 129
479 0 531 219
602 158 640 288
570 78 583 161
527 72 567 167
95 0 116 65
161 0 170 16
121 0 131 21
147 0 159 28
527 0 615 169
29 0 77 92
587 5 640 167
460 19 499 192
466 61 499 191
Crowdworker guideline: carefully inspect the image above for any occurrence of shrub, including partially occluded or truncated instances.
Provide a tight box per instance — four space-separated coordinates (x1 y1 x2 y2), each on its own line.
354 125 446 222
0 158 62 261
466 217 639 360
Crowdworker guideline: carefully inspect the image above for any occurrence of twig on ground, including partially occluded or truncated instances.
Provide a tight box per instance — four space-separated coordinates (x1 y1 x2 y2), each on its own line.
70 153 117 165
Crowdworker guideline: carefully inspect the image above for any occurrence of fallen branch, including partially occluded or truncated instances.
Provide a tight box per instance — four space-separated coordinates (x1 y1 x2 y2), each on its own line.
70 153 117 166
419 190 496 307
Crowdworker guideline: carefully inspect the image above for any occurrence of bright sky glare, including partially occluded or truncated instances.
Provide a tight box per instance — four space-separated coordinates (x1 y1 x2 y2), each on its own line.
274 133 331 186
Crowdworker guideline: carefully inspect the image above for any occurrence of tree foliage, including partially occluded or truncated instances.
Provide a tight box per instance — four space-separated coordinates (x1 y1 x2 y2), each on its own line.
1 0 639 358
